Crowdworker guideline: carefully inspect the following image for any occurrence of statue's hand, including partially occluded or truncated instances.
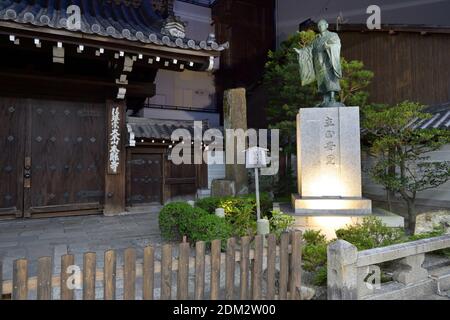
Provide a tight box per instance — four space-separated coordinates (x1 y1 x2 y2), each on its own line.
294 48 301 54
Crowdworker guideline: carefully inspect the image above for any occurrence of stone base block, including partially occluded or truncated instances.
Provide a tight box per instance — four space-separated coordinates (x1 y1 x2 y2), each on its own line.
291 194 372 215
211 179 236 198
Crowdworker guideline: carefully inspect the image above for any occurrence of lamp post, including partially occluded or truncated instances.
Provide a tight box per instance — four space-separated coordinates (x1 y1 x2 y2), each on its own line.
245 146 269 235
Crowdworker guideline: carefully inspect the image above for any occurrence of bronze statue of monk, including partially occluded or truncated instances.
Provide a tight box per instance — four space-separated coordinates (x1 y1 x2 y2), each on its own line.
295 19 344 108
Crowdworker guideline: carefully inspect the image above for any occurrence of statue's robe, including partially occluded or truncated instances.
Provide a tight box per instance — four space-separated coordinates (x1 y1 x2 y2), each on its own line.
312 30 342 94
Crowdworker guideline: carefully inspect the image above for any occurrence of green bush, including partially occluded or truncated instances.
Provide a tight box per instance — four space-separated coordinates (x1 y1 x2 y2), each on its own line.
335 216 404 250
269 210 295 238
224 199 257 237
195 197 222 214
178 207 209 237
159 202 195 240
303 229 327 245
188 214 233 245
301 230 329 286
241 192 273 217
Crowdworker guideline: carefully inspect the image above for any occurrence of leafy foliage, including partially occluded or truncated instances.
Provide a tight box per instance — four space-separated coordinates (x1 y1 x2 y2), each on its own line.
158 202 197 240
268 210 295 238
363 101 450 233
336 216 404 250
339 58 374 106
187 214 233 246
263 30 374 178
195 197 222 214
301 230 329 286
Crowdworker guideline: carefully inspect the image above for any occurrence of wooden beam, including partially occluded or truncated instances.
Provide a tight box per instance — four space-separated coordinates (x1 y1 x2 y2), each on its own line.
0 22 219 61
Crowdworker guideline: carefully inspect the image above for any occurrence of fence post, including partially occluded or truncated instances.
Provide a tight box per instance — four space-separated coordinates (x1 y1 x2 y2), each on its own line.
239 236 250 300
83 252 96 300
37 256 52 300
143 246 155 300
177 242 190 300
225 237 236 300
279 233 289 299
252 235 263 300
12 259 28 300
124 248 136 300
195 241 206 300
104 250 116 300
266 234 276 300
60 254 75 300
327 240 358 300
0 260 3 299
161 244 172 300
210 239 221 300
289 231 302 300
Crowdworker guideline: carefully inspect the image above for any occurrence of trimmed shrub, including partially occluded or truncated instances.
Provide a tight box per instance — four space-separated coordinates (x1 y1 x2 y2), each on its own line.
269 210 295 238
195 197 222 214
335 216 404 250
188 214 233 245
159 202 206 240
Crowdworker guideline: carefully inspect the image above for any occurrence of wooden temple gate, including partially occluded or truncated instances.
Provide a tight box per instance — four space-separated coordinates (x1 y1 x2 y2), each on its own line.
0 0 227 218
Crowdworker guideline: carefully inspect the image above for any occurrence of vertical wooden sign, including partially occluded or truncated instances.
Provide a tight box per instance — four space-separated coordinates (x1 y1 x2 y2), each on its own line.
104 100 126 215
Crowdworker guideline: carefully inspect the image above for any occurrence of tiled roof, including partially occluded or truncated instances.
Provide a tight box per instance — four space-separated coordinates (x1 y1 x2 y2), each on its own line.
127 117 210 140
407 102 450 130
0 0 228 52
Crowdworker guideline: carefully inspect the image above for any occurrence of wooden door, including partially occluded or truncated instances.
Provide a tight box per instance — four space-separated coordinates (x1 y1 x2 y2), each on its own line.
0 98 26 218
0 97 106 219
127 151 163 206
25 100 106 217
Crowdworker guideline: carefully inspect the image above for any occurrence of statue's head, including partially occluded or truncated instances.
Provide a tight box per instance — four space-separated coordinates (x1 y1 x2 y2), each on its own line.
317 19 329 33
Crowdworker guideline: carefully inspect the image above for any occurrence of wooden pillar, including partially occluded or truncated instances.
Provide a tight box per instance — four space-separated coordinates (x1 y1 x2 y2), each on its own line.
104 99 126 215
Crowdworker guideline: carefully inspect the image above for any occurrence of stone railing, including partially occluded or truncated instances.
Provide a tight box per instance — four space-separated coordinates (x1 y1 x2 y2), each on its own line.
327 235 450 300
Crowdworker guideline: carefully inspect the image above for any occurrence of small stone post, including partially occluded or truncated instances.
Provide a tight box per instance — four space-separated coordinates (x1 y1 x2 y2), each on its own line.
327 240 359 300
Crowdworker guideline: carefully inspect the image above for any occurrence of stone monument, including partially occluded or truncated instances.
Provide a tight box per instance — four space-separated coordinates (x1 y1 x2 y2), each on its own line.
223 88 249 195
291 19 372 217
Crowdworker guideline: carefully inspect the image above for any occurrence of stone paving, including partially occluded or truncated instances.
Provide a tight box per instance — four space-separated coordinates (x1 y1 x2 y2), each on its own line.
0 209 164 282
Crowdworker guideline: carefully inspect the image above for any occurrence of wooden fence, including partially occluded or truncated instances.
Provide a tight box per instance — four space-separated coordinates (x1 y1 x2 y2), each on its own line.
0 231 303 300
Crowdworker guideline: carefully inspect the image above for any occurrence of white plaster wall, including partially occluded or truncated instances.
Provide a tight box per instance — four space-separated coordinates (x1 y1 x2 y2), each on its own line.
361 144 450 206
148 1 216 117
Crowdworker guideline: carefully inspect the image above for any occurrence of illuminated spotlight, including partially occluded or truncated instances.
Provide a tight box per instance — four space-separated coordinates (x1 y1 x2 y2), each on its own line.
173 59 178 64
99 48 104 54
141 139 144 143
148 58 154 64
162 140 165 144
138 54 143 59
152 139 155 143
164 61 169 67
34 38 41 48
169 145 172 149
77 45 84 53
119 51 124 57
57 42 63 48
156 56 161 62
180 64 185 70
189 61 194 67
9 35 15 42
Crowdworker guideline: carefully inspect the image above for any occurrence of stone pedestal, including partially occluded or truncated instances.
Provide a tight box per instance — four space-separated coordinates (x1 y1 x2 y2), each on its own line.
292 107 371 215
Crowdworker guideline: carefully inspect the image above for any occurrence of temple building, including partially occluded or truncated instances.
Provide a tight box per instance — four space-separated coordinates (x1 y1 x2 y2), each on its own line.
0 0 228 219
